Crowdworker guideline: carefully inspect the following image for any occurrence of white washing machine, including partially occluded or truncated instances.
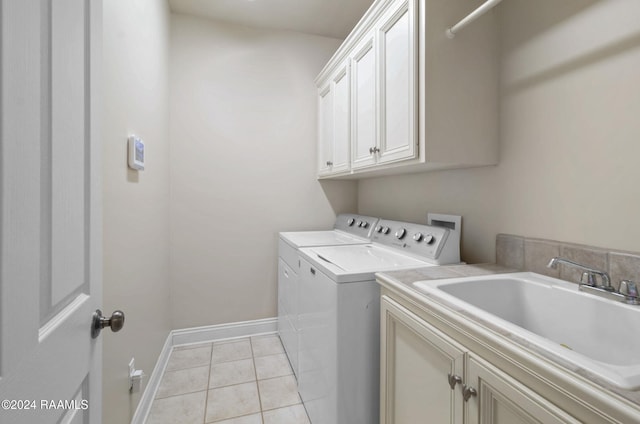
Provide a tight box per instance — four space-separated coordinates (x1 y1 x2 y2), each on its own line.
297 218 461 424
278 214 379 379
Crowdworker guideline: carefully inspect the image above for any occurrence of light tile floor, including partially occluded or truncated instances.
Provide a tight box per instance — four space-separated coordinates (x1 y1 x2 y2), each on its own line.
146 334 310 424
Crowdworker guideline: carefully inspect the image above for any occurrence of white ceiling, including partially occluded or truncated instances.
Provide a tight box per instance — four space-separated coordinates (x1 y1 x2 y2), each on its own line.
168 0 376 39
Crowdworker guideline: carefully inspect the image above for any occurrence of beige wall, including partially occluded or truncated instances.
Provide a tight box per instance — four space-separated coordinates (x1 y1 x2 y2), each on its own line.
169 13 357 329
359 0 640 263
102 1 172 423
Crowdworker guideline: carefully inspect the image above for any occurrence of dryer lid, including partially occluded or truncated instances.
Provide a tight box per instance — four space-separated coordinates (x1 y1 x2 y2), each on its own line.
280 231 369 248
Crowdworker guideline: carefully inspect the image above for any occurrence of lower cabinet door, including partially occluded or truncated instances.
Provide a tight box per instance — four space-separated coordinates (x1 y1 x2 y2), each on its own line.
465 354 581 424
381 295 465 424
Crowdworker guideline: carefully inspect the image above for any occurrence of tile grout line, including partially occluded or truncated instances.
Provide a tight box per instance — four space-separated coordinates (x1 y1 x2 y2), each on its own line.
172 342 213 352
249 337 266 424
149 336 304 424
154 387 208 402
208 338 263 423
256 335 304 420
202 345 213 424
162 363 210 375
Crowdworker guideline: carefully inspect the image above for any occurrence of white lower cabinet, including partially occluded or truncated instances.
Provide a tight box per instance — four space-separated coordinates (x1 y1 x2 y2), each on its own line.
380 294 629 424
465 354 579 424
381 295 464 424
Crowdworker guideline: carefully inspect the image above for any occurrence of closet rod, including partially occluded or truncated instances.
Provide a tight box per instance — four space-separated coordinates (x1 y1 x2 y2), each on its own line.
446 0 503 39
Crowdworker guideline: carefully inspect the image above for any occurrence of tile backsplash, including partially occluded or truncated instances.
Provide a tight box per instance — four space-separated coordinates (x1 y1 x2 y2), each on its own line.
496 234 640 290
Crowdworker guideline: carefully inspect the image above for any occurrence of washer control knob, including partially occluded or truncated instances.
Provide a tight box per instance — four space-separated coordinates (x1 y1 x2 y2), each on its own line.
357 220 364 227
413 233 423 242
375 225 383 233
382 226 390 234
360 221 369 228
395 228 406 239
424 234 435 244
347 218 355 226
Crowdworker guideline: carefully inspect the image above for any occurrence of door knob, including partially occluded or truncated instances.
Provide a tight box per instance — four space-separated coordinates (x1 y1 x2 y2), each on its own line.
92 309 125 339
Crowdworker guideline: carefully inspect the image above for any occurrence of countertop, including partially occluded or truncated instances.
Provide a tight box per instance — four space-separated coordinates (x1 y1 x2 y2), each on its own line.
377 262 514 284
375 264 640 407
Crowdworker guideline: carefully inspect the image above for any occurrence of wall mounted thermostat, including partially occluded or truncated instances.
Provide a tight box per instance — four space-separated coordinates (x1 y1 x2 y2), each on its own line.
128 135 145 170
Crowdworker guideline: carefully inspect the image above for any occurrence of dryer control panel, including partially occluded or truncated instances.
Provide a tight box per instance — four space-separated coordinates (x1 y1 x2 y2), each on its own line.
371 219 459 265
334 214 379 239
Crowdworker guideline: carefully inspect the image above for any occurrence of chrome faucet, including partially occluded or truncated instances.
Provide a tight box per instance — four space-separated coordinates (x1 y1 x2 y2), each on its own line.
547 257 640 305
547 257 613 291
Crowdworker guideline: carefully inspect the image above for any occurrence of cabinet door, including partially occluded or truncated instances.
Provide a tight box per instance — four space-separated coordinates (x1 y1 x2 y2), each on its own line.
465 355 581 424
351 34 377 170
378 0 417 164
317 83 333 175
331 63 351 173
381 296 465 424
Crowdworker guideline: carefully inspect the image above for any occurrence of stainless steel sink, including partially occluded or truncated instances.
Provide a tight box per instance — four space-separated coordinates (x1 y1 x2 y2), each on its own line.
413 272 640 390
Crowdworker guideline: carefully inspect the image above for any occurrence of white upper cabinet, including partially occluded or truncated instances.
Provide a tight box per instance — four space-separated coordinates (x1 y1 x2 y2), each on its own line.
317 83 334 176
332 64 351 173
378 0 417 165
351 33 377 170
315 0 499 179
318 62 351 177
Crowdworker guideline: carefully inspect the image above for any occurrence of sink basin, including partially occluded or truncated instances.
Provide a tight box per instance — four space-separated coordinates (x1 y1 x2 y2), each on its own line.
413 272 640 390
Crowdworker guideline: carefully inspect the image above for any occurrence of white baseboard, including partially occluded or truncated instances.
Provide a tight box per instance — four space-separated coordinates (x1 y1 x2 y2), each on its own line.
131 317 278 424
130 333 173 424
172 317 278 346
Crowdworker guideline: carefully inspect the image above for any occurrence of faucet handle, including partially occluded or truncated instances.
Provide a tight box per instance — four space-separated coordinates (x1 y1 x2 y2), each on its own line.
580 271 597 286
619 280 640 304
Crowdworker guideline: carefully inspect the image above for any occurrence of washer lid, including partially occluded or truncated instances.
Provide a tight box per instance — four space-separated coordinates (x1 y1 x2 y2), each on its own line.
280 231 369 248
305 244 433 273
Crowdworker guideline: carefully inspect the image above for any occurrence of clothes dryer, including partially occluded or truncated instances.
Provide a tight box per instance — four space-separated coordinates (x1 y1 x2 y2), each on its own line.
278 214 378 379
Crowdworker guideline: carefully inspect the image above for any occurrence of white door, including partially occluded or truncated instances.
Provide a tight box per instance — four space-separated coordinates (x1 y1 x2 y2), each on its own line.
0 1 104 423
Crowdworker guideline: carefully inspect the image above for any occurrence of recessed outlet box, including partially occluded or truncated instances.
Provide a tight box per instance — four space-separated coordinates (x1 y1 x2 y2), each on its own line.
428 213 462 264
